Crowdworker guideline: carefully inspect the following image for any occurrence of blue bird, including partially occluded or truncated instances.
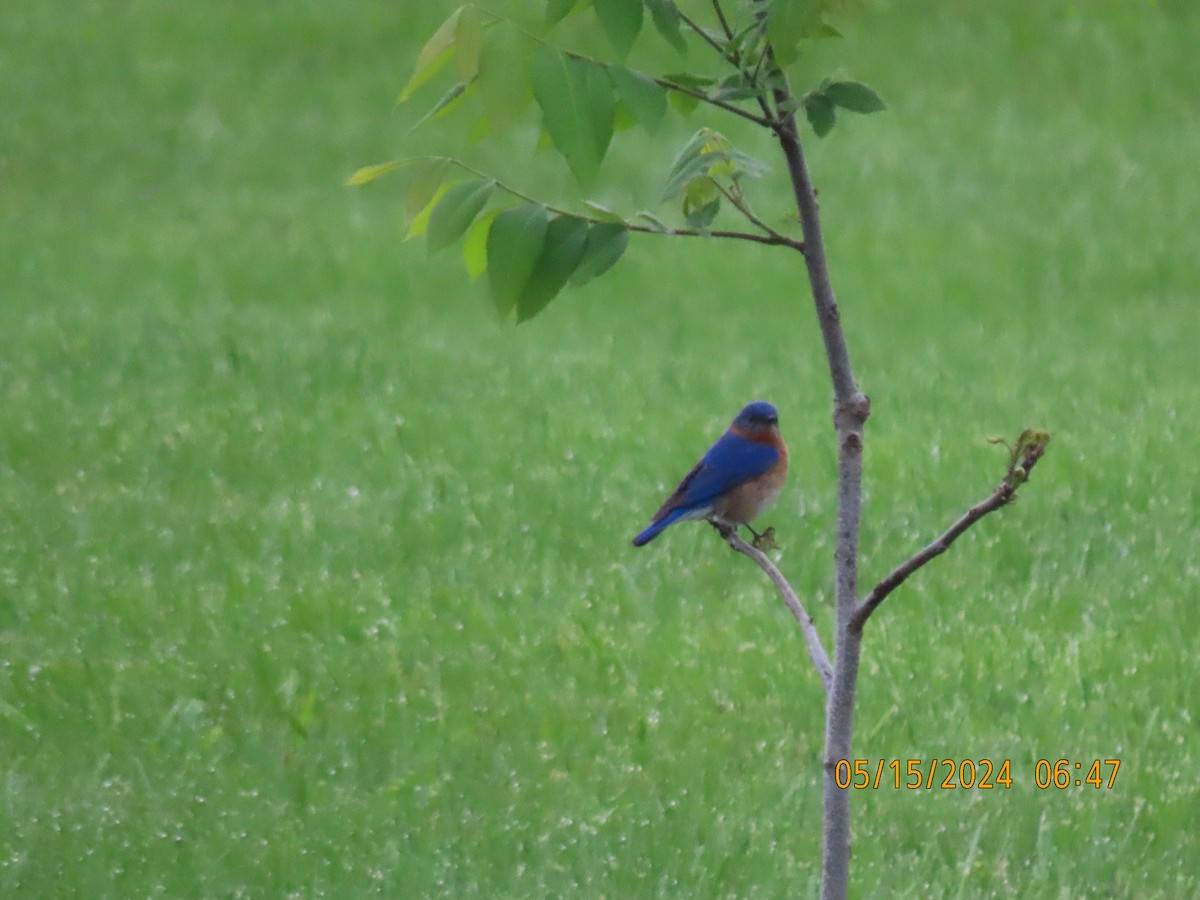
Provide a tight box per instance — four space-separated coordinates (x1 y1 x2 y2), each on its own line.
633 400 788 547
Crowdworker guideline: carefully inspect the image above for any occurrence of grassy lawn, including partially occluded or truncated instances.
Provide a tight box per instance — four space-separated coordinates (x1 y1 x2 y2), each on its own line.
2 0 1198 896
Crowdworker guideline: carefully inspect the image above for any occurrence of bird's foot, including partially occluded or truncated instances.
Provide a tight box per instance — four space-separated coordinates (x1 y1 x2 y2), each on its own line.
710 521 736 542
750 526 778 551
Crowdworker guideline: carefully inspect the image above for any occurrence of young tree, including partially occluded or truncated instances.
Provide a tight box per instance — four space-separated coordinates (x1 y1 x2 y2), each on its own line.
351 2 1049 896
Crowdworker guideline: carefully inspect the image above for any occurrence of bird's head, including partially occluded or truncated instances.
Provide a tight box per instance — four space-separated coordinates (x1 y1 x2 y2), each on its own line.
732 400 780 434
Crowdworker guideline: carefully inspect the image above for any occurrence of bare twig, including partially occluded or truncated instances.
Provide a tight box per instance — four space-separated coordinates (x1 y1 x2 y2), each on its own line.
853 431 1050 628
716 524 834 692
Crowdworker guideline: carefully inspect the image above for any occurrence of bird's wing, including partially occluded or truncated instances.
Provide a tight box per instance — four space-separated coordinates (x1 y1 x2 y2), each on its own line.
653 431 779 518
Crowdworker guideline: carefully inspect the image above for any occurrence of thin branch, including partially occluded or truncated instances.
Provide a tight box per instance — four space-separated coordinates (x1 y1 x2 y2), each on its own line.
712 181 798 249
853 433 1050 628
638 224 803 250
397 155 804 250
715 524 833 693
711 0 735 40
652 75 774 127
675 7 728 55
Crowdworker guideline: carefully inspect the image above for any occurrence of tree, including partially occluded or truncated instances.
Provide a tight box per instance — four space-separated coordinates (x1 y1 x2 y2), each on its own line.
350 2 1049 896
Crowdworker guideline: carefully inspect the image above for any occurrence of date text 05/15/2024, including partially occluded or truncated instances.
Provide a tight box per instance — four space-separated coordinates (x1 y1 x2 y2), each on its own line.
832 759 1122 790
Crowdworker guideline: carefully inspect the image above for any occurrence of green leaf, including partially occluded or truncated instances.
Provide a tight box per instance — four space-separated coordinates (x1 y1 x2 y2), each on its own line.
462 209 499 281
476 25 530 135
661 72 715 117
803 92 836 137
571 222 628 286
454 6 486 81
683 178 720 231
661 152 713 202
486 204 548 318
427 179 496 252
667 92 700 117
712 72 765 102
608 66 667 133
593 0 643 58
345 159 411 187
613 103 638 132
546 0 579 26
582 200 627 223
407 82 470 133
686 196 721 231
766 0 819 64
662 72 717 91
531 48 615 185
399 7 463 102
518 216 590 322
405 183 452 241
645 0 687 54
661 128 767 201
723 19 765 66
662 128 715 192
636 211 670 232
824 80 886 114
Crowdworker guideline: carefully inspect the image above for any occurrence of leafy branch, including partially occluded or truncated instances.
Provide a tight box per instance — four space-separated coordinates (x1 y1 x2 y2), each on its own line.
349 2 888 323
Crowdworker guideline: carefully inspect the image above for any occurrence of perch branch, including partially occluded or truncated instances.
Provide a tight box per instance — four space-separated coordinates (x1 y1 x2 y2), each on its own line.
715 524 833 693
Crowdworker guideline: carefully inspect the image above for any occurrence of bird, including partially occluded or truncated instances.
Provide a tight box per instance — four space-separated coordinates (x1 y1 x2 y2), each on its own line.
632 400 788 547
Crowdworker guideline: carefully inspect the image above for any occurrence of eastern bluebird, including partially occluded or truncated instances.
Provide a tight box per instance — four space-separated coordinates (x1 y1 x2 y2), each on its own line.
632 400 788 547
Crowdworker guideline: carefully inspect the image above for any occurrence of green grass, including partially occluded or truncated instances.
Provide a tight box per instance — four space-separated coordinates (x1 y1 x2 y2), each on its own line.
2 0 1199 896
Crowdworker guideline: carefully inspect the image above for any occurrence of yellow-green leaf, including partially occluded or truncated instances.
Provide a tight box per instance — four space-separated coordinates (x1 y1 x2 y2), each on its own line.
454 6 486 81
462 210 499 281
404 158 451 224
405 182 452 241
345 160 410 187
476 25 530 135
399 7 464 102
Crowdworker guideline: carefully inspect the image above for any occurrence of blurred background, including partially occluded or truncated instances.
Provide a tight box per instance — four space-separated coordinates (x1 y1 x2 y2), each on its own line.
2 0 1197 895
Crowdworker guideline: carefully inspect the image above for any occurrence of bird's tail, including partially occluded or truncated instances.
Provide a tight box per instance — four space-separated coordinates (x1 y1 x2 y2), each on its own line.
632 508 687 547
632 520 668 547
